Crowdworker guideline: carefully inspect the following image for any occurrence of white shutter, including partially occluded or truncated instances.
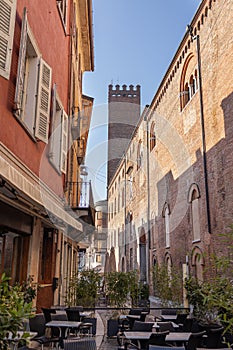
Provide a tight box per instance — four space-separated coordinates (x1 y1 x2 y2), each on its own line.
35 58 52 143
14 7 27 110
60 110 68 173
0 0 16 79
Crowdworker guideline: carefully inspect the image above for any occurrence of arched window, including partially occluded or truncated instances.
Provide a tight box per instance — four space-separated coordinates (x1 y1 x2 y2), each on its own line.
180 54 198 110
165 253 172 281
191 246 204 282
162 203 170 248
137 140 143 169
150 122 156 151
188 184 201 242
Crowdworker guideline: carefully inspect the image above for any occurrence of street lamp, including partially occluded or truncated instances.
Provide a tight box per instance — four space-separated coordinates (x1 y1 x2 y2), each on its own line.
187 24 211 234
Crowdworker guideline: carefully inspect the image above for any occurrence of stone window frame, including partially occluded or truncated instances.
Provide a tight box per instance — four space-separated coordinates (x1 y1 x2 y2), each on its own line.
188 183 201 242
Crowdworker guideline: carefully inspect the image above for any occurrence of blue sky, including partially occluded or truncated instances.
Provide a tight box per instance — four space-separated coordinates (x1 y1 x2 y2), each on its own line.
84 0 201 202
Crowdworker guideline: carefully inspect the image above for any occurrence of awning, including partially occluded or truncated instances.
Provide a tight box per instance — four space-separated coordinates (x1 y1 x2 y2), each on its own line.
0 143 83 234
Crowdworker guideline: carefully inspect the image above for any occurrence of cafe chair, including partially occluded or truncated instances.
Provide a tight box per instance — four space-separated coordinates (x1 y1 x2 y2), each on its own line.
147 330 170 348
29 313 59 350
41 308 56 323
63 337 97 350
174 313 188 330
185 331 206 350
157 322 175 332
65 308 93 337
132 321 154 332
130 321 155 349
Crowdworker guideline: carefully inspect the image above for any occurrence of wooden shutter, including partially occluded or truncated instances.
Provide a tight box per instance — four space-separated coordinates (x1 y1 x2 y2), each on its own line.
0 0 16 79
14 7 27 111
35 58 52 143
60 110 68 173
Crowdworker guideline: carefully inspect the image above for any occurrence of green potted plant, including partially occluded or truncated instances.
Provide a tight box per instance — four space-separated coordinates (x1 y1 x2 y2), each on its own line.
185 231 233 336
65 269 101 336
0 273 34 350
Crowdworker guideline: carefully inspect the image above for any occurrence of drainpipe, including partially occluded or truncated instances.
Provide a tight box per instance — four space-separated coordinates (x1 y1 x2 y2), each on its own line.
187 25 211 233
144 105 151 284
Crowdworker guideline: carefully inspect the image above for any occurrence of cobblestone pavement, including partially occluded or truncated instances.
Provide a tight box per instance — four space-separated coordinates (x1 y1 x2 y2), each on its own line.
98 336 118 350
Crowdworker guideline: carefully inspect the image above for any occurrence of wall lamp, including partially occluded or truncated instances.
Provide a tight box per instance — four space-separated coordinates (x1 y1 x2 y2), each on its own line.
0 179 18 200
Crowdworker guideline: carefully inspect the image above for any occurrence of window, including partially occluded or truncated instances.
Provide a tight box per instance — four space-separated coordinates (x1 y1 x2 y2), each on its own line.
57 0 67 28
14 9 52 142
130 248 133 270
188 184 201 242
49 85 68 174
96 211 102 220
0 0 16 79
137 140 143 169
162 203 170 248
165 254 172 282
150 122 156 151
191 247 204 282
180 54 198 110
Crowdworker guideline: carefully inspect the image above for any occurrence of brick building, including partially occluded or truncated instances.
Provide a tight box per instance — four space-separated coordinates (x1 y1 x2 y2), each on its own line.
0 0 94 309
107 0 233 293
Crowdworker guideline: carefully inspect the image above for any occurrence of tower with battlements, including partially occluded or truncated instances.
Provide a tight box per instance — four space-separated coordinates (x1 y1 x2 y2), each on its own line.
107 84 141 185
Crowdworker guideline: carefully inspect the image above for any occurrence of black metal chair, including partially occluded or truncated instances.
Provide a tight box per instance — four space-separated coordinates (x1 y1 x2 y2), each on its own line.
132 321 154 332
146 330 170 348
131 321 155 349
185 331 206 350
41 308 60 337
157 322 176 332
65 308 93 336
29 313 59 350
174 313 188 330
63 337 97 350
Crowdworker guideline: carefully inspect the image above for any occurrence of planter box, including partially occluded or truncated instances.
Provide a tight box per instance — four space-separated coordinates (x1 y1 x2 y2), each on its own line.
107 319 119 337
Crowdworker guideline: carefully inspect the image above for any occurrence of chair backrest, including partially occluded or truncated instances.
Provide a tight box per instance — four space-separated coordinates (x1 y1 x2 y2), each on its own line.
161 309 177 315
148 331 170 347
149 346 185 350
29 314 46 337
51 313 68 321
41 308 56 323
129 308 144 315
175 313 188 324
186 331 206 350
132 321 154 332
65 308 81 322
64 338 97 350
157 322 175 332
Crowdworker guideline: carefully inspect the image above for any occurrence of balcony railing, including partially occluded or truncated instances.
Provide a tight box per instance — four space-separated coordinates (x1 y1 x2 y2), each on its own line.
66 181 95 225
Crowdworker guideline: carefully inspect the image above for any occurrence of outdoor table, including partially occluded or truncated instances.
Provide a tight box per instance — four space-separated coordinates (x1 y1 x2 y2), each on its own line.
161 314 178 321
124 331 152 349
153 321 179 330
124 331 192 348
165 332 192 345
46 320 82 348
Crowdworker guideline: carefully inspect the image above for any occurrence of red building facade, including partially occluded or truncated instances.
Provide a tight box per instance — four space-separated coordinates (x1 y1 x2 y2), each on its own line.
0 0 94 309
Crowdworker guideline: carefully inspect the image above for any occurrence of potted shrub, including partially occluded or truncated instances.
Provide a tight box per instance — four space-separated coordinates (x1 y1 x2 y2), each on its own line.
105 271 135 337
0 273 34 350
65 269 101 336
185 232 233 337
